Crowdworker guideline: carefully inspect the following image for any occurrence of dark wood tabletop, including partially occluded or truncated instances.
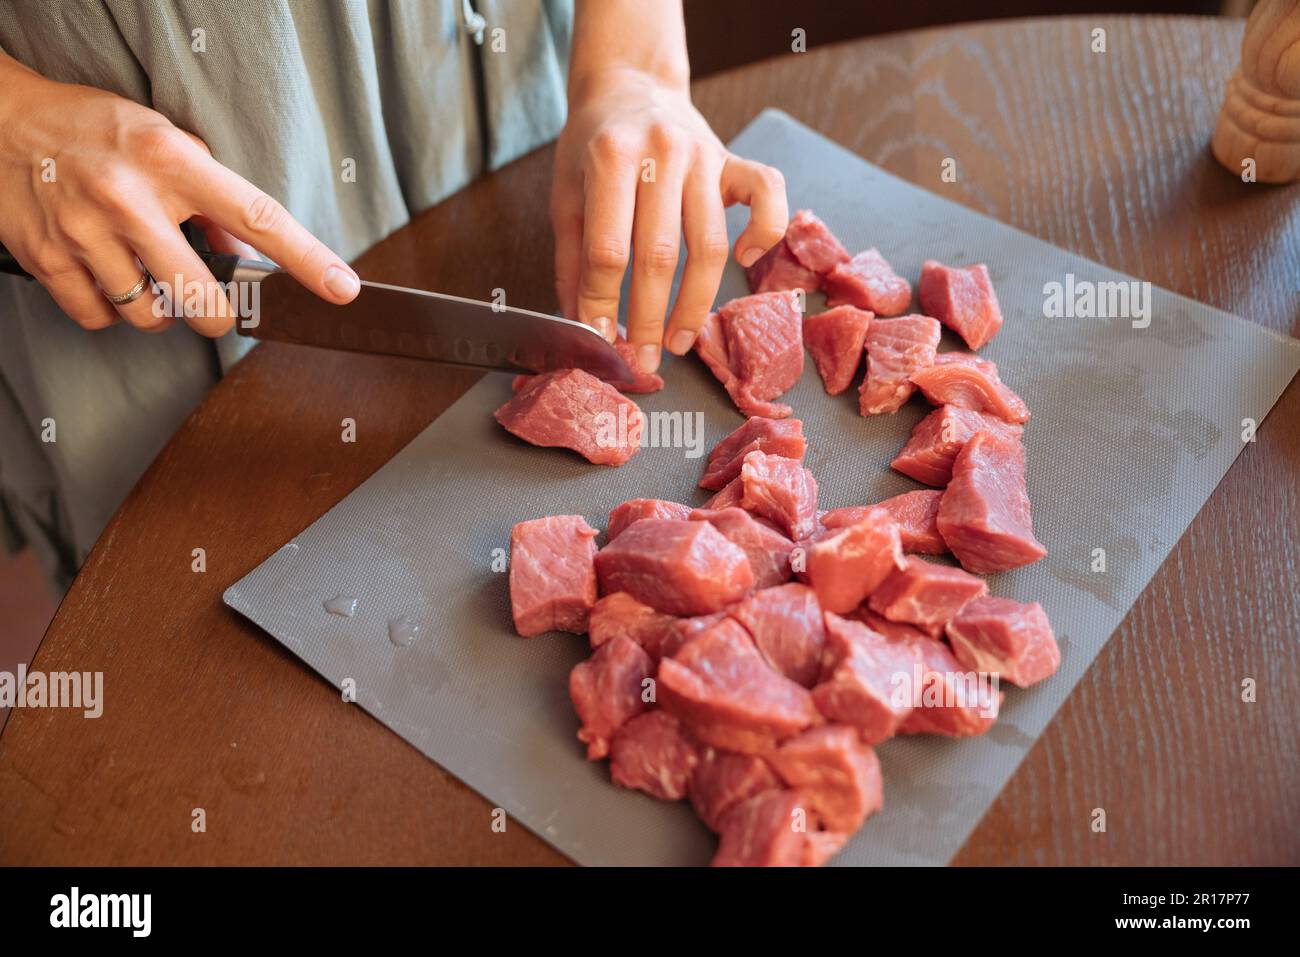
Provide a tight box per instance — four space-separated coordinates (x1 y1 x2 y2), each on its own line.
2 15 1297 867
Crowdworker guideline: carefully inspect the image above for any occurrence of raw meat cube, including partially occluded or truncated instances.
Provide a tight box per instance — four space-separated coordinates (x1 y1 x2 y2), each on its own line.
812 613 919 744
607 498 692 541
868 555 988 633
898 631 1001 737
741 451 819 541
911 352 1030 424
508 515 599 637
700 416 806 491
746 238 822 294
937 429 1047 573
689 507 795 591
587 592 681 661
783 210 850 273
703 474 745 510
918 260 1003 350
511 333 663 395
802 305 872 395
595 518 754 616
690 748 782 832
946 596 1060 687
694 293 803 419
494 368 643 466
803 507 904 613
568 636 654 759
609 710 701 800
823 490 946 555
891 405 1024 487
658 617 819 754
728 583 827 687
850 608 937 645
768 725 883 832
859 314 941 415
823 248 911 316
712 789 843 867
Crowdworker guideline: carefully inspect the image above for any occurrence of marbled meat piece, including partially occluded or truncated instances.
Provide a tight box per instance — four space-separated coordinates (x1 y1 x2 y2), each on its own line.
898 630 1001 737
494 368 643 466
595 518 754 616
946 596 1060 687
694 292 804 418
768 724 883 832
569 636 654 759
690 748 782 832
868 555 988 634
859 314 941 415
700 416 806 491
712 789 845 867
607 498 692 541
587 592 681 661
658 617 819 753
937 429 1047 573
609 710 701 800
823 490 946 555
784 209 851 273
911 352 1030 424
689 507 795 591
803 506 904 613
728 583 827 687
918 260 1003 350
746 237 822 294
812 613 919 745
802 304 872 395
508 515 599 637
823 248 911 317
891 405 1024 487
740 450 819 541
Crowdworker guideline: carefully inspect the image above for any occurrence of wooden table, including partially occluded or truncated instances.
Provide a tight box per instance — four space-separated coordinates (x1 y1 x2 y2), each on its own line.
2 15 1296 866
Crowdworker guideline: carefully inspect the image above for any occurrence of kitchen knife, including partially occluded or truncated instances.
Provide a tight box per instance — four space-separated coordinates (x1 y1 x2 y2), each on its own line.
0 246 635 384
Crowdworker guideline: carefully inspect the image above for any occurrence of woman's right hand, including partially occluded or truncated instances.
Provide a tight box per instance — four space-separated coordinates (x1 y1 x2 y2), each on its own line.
0 54 359 336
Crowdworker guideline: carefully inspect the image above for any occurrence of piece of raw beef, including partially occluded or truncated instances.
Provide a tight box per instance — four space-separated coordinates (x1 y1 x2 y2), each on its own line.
609 710 701 800
911 352 1030 424
587 592 681 661
812 613 920 744
859 314 941 415
803 305 872 395
607 498 692 541
712 789 846 867
700 416 806 491
740 450 819 541
569 635 655 759
768 725 883 832
823 248 911 317
822 490 946 555
897 632 1002 737
694 292 804 418
946 596 1060 687
919 260 1003 350
512 332 663 395
690 748 782 832
594 518 754 616
937 429 1047 573
803 507 904 613
746 239 822 294
508 515 599 637
728 583 827 687
494 368 643 466
689 507 795 591
868 555 988 635
891 405 1025 486
784 210 851 273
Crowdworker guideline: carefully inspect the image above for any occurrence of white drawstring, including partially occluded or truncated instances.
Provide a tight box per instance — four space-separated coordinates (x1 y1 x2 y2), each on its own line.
460 0 486 45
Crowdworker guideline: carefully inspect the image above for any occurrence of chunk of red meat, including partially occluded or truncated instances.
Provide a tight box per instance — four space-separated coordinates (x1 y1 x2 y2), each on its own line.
658 617 819 754
946 596 1060 687
812 613 919 744
689 507 795 591
494 368 642 466
859 314 941 415
768 725 883 832
606 498 692 541
587 592 681 661
897 631 1001 737
746 238 822 294
511 333 662 395
508 515 599 637
804 507 904 613
569 636 654 759
868 555 988 634
595 518 754 616
728 583 827 687
783 209 850 273
609 710 701 800
891 405 1024 487
919 260 1003 350
823 248 911 317
741 450 819 541
823 490 946 555
803 305 872 395
911 352 1030 424
691 748 782 832
700 416 806 491
937 429 1047 573
712 789 844 867
694 293 803 419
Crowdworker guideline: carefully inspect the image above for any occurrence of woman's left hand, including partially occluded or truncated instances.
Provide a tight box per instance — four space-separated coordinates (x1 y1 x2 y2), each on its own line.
550 67 788 374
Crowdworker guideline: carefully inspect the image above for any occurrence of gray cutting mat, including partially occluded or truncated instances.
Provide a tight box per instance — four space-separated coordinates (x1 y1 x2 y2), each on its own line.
225 110 1300 866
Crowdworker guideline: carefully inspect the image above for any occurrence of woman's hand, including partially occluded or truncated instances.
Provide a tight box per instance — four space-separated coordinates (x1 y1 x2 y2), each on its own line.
550 66 788 374
0 54 359 336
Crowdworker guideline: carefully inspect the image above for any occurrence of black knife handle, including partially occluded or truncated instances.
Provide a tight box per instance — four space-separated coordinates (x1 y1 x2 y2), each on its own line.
0 243 257 286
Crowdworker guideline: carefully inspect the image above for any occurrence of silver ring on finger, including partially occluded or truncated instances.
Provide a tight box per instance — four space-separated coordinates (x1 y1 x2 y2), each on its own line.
103 270 153 306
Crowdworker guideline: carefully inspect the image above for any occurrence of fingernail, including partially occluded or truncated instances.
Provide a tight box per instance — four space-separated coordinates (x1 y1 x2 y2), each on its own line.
591 316 615 341
667 329 696 355
738 246 763 268
637 343 660 374
324 264 360 300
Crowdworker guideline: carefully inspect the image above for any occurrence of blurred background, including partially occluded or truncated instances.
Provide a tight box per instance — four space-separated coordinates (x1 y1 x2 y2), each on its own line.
0 0 1259 730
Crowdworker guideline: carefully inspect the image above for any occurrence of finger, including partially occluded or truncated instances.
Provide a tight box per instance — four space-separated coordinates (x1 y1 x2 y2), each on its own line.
131 220 235 338
179 153 359 304
549 188 583 326
663 159 728 356
37 263 121 331
720 155 788 268
625 148 687 374
190 213 262 260
576 133 639 343
83 245 172 332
